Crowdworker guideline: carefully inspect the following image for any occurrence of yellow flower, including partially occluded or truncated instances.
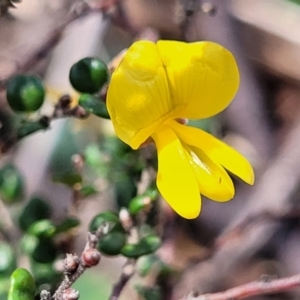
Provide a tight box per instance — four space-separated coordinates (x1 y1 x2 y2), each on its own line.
107 40 254 219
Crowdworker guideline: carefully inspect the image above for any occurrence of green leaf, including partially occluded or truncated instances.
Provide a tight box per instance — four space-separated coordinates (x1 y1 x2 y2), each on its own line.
98 231 127 256
84 144 107 176
18 197 52 232
79 185 98 198
135 285 162 300
8 268 36 300
0 242 16 277
78 94 110 119
121 235 161 259
17 118 49 139
136 255 160 277
21 235 57 264
55 216 80 234
89 210 123 233
129 189 158 215
31 262 61 289
115 176 137 208
31 238 57 264
52 173 82 187
0 164 24 203
27 220 56 238
0 277 10 300
136 254 174 278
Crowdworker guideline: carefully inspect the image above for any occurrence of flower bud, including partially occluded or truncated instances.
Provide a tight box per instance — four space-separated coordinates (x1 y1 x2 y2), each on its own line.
119 208 133 231
62 288 80 300
81 248 101 267
64 254 80 275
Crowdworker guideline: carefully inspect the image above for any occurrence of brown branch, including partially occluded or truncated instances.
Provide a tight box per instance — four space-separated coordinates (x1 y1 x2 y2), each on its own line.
0 94 89 153
108 261 136 300
51 225 107 300
179 274 300 300
172 112 300 299
0 2 108 90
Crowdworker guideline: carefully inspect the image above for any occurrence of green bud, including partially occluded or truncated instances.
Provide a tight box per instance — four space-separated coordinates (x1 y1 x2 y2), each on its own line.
6 75 45 112
69 57 109 93
8 268 36 300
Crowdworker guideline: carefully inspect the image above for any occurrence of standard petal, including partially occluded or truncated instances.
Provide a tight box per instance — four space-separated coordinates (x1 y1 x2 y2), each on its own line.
107 41 173 149
157 40 240 119
170 121 254 185
183 144 235 202
152 125 201 219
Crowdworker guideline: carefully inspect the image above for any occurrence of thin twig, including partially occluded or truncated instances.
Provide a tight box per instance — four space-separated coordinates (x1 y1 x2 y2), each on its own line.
180 273 300 300
0 2 109 90
0 94 89 153
51 225 107 300
172 113 300 298
108 260 136 300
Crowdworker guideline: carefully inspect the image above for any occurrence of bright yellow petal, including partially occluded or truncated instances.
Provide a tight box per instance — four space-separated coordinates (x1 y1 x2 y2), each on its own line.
183 144 235 202
156 40 240 119
107 41 174 149
169 120 254 185
152 125 201 219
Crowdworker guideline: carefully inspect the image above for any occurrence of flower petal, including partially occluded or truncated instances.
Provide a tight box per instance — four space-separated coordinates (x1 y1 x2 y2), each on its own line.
169 121 254 185
183 144 235 201
152 125 201 219
107 41 173 149
156 40 240 119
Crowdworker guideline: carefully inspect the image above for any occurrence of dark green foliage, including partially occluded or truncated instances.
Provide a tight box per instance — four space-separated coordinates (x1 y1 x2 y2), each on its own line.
21 234 57 264
18 197 52 232
98 231 127 256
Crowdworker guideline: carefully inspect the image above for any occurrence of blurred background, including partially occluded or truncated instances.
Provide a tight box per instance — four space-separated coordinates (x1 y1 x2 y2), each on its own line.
1 0 300 299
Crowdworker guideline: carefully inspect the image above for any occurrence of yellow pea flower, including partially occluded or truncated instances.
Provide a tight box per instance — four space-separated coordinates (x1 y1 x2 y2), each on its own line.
107 40 254 219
